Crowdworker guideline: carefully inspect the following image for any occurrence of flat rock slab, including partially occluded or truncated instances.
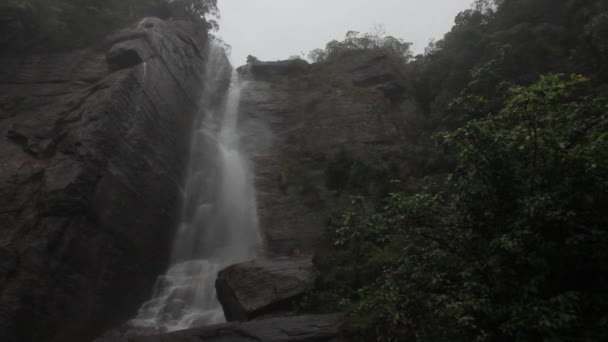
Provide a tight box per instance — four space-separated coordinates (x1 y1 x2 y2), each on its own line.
122 314 343 342
216 257 318 321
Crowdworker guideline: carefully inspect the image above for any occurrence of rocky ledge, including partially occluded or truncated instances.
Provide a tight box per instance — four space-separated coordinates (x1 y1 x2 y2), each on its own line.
237 59 310 80
107 314 344 342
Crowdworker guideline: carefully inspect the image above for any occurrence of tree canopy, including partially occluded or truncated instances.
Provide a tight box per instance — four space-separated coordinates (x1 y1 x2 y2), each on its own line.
1 0 219 50
308 25 413 63
301 1 608 341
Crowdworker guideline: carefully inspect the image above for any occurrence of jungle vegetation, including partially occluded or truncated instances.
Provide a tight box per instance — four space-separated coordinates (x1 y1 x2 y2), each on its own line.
0 0 219 50
302 1 608 341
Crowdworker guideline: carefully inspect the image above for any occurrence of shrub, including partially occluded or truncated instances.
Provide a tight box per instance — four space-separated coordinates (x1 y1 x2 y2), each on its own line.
311 74 608 341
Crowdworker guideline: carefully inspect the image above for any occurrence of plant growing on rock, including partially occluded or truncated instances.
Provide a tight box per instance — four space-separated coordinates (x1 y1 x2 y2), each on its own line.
308 25 413 63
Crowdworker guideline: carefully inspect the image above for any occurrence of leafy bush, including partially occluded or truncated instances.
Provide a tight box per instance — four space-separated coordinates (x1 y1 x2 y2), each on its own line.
1 0 219 50
309 75 608 341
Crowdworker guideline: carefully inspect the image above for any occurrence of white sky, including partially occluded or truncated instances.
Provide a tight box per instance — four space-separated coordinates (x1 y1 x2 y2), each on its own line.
216 0 474 66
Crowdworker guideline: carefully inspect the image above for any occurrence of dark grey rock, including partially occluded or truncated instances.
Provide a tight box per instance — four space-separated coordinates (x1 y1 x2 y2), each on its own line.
337 51 408 103
106 40 146 70
238 59 310 80
99 314 344 342
216 257 318 321
237 54 403 257
0 17 229 342
340 52 404 85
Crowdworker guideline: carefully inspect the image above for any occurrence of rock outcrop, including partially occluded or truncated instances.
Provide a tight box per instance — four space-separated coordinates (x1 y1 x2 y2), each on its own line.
336 51 408 103
238 59 310 81
101 314 344 342
216 257 318 321
0 18 225 342
238 54 405 257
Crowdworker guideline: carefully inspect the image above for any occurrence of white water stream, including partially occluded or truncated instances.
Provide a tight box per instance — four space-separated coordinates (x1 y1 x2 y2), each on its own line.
129 45 261 333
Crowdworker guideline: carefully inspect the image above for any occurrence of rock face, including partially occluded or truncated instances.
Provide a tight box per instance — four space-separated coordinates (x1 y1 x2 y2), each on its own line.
336 51 408 103
103 314 344 342
216 257 318 321
238 53 404 256
0 18 224 342
238 59 310 81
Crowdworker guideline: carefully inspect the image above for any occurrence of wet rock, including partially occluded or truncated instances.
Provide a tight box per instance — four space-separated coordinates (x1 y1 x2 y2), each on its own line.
216 257 318 321
238 59 310 80
106 20 161 71
0 18 230 342
238 54 403 257
337 51 408 103
107 43 145 70
99 314 344 342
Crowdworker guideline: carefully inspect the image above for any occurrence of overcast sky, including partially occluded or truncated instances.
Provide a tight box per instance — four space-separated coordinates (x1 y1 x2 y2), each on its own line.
216 0 474 66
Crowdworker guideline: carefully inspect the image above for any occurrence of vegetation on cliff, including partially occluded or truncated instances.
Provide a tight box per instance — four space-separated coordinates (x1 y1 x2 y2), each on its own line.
308 25 414 64
0 0 218 50
302 0 608 340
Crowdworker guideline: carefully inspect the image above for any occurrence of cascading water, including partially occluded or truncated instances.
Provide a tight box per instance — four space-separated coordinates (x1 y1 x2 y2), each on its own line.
129 44 261 333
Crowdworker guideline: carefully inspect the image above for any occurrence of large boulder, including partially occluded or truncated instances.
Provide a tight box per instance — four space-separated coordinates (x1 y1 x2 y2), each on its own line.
216 257 318 321
0 17 229 342
100 314 344 342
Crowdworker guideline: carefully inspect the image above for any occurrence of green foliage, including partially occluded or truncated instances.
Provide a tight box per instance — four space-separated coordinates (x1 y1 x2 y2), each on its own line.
279 161 317 200
246 54 259 63
1 0 219 50
167 0 219 28
308 25 413 63
325 148 408 199
302 2 608 340
406 0 608 139
304 0 608 215
309 75 608 341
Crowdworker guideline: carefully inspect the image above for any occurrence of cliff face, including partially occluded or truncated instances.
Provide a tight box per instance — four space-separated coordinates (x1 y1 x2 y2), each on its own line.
0 17 406 340
238 53 406 257
0 18 223 342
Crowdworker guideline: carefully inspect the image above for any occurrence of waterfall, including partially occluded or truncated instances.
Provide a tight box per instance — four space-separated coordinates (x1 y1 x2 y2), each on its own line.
129 44 261 333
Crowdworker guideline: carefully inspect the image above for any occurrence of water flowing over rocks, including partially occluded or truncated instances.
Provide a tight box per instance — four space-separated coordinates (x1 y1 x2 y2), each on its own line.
216 256 318 321
0 18 227 342
127 54 260 334
203 53 404 338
